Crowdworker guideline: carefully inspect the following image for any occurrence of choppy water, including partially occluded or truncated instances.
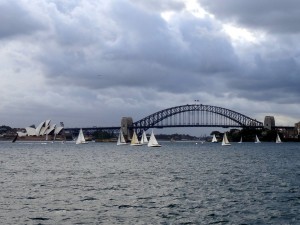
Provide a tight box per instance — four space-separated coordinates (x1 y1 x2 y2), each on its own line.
0 141 299 225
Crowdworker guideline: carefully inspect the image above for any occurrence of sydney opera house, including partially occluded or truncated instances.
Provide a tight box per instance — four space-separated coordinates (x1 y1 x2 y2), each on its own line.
15 120 65 141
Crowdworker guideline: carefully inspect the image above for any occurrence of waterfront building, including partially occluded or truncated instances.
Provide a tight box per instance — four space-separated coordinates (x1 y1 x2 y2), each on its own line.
16 120 65 141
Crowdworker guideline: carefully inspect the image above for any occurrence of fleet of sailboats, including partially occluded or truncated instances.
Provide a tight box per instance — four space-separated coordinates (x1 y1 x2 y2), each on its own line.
114 129 285 147
76 129 88 144
221 132 231 146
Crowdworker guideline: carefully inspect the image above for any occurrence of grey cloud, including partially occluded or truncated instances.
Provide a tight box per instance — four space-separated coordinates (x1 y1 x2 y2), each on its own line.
226 49 300 103
2 0 300 129
195 0 300 104
199 0 300 34
38 1 238 95
128 0 185 12
0 1 45 39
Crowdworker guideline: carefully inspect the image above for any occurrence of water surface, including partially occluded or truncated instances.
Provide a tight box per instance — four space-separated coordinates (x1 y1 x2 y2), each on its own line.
0 141 299 224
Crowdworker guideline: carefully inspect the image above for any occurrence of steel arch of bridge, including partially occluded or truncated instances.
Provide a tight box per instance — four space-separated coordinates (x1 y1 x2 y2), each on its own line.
132 104 263 135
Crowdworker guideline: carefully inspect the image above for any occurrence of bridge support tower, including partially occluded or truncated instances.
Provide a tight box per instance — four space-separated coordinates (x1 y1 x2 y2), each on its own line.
264 116 275 130
121 117 133 141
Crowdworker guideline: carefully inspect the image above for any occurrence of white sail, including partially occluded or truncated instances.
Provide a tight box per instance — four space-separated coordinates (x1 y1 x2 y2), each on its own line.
238 136 242 143
140 130 148 144
148 130 161 147
212 134 218 143
276 134 282 143
117 128 127 145
221 132 231 146
130 130 142 146
76 129 88 144
254 135 261 143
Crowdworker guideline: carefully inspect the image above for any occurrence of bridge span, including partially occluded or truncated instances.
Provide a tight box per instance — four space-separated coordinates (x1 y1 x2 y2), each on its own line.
65 104 286 137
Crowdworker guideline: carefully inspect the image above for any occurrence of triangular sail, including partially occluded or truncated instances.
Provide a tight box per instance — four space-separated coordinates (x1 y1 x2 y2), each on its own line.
148 130 161 147
276 134 282 143
255 135 261 143
117 128 127 145
212 134 218 143
222 132 231 146
140 130 148 144
238 136 242 143
131 130 142 146
76 129 87 144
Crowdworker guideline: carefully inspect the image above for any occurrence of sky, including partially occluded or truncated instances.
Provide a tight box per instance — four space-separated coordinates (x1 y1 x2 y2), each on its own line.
1 0 300 130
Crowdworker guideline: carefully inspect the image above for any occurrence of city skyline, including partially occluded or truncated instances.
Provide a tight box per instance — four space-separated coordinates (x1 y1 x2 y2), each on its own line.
1 0 300 129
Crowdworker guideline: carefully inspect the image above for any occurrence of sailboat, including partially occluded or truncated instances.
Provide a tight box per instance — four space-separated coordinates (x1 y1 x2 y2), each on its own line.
117 128 127 145
76 129 88 144
140 130 148 145
276 133 282 143
148 130 161 147
212 134 218 143
221 132 231 146
130 130 142 146
238 136 243 143
254 135 261 144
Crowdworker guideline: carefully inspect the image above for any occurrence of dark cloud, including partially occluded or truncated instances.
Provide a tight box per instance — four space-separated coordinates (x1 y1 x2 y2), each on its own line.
227 52 300 103
199 0 300 34
195 0 300 104
38 1 238 95
1 0 300 128
0 1 45 38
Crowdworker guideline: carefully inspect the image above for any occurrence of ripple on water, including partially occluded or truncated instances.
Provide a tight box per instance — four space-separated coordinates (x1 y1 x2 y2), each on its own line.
0 142 300 224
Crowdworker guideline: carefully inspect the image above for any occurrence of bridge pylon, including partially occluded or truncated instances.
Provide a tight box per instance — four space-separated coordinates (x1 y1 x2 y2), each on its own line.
121 117 133 141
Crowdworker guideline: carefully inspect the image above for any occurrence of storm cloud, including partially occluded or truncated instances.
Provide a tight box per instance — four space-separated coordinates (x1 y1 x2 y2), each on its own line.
0 0 300 129
199 0 300 34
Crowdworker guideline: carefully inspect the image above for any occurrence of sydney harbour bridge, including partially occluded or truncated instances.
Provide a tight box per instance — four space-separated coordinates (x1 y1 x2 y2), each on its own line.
64 103 286 137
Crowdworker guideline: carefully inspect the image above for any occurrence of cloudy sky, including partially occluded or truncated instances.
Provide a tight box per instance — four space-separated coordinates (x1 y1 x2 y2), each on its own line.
1 0 300 129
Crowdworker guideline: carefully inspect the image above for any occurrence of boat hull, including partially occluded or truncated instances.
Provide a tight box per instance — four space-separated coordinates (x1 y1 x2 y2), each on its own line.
130 143 142 146
222 143 231 146
117 143 127 146
76 141 88 144
148 144 161 147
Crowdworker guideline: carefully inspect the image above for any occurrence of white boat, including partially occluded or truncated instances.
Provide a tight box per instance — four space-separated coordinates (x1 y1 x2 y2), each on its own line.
276 133 282 143
212 134 218 143
148 130 161 147
76 129 88 144
221 132 231 146
117 128 127 145
254 135 261 143
130 130 142 146
238 136 242 143
140 130 148 145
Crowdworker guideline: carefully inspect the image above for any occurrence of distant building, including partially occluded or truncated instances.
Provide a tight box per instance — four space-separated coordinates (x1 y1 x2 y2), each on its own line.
282 129 299 140
16 120 65 141
264 116 275 130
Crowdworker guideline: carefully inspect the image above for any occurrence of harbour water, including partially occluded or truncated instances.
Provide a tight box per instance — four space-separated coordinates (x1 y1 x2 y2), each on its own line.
0 141 299 224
